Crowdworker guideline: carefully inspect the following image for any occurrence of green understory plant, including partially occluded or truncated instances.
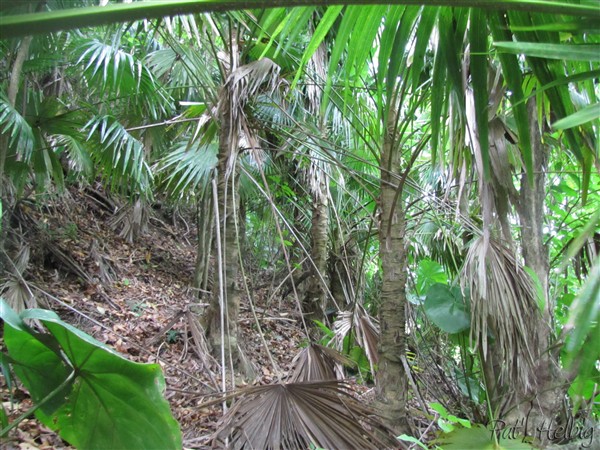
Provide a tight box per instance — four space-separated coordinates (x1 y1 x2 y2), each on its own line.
314 319 373 382
0 299 182 450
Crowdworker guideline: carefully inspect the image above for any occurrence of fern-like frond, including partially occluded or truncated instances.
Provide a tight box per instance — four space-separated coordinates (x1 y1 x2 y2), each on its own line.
73 37 173 119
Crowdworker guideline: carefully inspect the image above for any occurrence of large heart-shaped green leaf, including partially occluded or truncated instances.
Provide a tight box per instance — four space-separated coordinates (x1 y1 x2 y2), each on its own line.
416 259 448 295
424 283 470 334
1 300 182 450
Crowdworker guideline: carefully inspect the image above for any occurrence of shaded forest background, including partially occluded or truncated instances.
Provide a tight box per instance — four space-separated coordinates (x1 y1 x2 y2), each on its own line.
0 1 599 449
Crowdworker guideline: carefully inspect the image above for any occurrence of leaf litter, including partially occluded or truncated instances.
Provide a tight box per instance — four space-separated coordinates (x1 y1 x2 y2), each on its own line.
0 185 338 449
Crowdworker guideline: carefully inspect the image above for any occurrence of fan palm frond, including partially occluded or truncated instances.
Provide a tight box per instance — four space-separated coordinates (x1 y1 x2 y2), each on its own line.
109 197 149 243
212 380 401 450
332 305 380 375
155 141 218 201
1 245 38 313
461 235 539 389
55 134 94 177
73 37 173 118
0 95 35 161
290 343 352 382
84 115 152 195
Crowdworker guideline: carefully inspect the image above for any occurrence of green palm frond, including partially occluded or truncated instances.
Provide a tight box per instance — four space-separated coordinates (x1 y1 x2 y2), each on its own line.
55 134 94 177
73 37 173 118
212 380 399 450
84 115 152 195
0 95 35 161
146 41 218 103
155 140 218 201
2 0 599 40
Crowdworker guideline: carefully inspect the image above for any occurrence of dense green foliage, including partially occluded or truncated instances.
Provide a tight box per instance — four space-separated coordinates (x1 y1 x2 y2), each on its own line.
1 0 598 448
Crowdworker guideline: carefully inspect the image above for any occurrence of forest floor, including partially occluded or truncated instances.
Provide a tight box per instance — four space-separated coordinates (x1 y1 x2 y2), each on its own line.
0 185 376 449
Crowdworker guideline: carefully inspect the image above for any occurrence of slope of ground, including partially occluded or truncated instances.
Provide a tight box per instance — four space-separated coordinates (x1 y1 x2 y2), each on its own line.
1 185 310 449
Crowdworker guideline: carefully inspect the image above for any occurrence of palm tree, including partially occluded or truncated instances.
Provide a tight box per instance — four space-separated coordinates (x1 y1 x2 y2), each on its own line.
0 18 172 313
2 2 598 447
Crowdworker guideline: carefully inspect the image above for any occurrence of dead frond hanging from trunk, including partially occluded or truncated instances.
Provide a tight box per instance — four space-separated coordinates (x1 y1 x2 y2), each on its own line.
1 244 39 313
461 235 539 390
218 58 284 178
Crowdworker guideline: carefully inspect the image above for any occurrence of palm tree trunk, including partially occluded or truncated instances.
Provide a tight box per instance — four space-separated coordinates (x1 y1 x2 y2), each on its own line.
303 27 330 325
304 186 329 323
193 184 214 296
204 95 241 367
375 108 410 435
509 98 563 443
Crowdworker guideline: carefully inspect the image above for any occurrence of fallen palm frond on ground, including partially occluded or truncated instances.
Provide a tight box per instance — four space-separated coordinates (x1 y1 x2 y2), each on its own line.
210 379 401 450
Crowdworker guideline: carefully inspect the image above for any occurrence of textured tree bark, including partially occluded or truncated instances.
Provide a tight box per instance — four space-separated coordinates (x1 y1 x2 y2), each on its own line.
193 185 214 296
375 109 410 435
508 98 564 444
303 26 329 326
203 93 242 368
304 186 329 324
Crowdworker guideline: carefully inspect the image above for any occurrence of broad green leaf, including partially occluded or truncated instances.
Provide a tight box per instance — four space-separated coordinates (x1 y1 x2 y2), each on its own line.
416 259 447 294
438 418 455 433
1 301 182 450
552 102 600 130
429 401 449 418
448 414 472 428
2 309 71 417
494 42 600 61
456 372 484 403
424 283 470 334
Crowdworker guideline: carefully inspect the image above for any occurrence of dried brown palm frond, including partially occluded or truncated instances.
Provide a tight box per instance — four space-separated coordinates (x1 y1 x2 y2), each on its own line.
461 235 539 389
332 305 380 374
290 343 353 382
109 197 149 243
218 58 284 177
211 380 401 450
1 244 39 313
